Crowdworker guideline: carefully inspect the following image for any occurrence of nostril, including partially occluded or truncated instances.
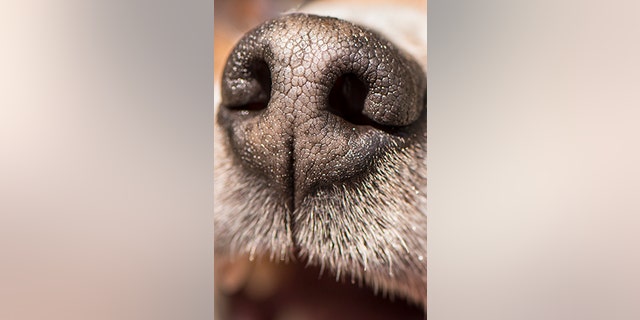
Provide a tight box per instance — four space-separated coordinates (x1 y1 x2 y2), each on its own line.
225 60 271 112
327 73 374 126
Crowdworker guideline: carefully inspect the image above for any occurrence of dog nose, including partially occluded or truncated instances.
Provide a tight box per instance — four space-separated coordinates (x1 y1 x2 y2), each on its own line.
217 14 426 205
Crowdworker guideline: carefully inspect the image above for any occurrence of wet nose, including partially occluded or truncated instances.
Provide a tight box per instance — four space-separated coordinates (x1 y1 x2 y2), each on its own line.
217 14 427 204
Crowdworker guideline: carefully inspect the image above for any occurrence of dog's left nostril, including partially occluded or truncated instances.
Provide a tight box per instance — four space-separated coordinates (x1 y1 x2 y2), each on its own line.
327 73 373 127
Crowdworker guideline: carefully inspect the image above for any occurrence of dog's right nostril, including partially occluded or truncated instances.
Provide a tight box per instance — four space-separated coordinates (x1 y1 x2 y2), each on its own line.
224 59 271 112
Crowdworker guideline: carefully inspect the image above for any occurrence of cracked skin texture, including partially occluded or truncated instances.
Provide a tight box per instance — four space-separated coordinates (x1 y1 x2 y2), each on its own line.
218 14 427 207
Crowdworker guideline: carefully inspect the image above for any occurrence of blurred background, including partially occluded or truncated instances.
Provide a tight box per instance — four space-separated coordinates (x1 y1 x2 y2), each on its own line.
1 0 640 319
1 1 213 319
428 1 640 319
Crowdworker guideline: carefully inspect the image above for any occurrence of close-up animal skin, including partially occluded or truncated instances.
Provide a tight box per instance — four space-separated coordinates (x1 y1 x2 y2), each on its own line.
214 1 427 319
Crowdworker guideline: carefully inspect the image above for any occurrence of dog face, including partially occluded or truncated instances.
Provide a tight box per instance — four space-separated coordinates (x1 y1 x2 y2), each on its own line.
214 1 427 318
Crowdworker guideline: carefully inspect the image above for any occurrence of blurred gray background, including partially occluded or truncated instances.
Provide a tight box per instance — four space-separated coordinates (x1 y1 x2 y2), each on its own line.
1 1 213 319
428 1 640 319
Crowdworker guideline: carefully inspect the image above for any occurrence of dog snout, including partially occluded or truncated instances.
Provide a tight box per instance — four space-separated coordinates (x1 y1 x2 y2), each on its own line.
217 14 427 205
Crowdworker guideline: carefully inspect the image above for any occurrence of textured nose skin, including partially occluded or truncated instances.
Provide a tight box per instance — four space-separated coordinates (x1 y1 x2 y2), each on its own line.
217 14 427 206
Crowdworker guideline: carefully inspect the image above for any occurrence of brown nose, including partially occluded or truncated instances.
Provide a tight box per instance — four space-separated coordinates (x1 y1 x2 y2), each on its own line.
217 14 426 206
